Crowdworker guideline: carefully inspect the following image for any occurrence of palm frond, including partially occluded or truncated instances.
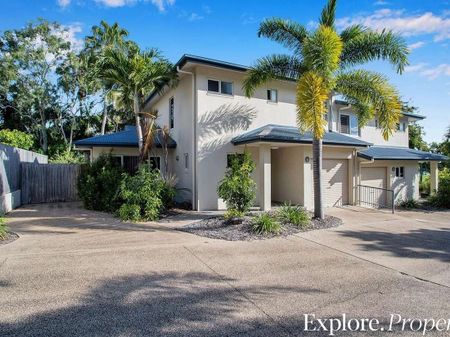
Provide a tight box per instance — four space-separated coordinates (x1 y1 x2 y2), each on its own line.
258 18 308 52
319 0 337 27
340 24 367 43
340 29 409 74
302 25 343 85
242 54 306 97
296 71 328 139
336 70 402 140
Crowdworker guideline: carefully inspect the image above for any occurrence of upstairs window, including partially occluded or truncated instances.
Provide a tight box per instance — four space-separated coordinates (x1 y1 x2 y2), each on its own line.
267 89 278 103
207 79 233 95
340 114 358 136
397 122 406 132
169 97 174 129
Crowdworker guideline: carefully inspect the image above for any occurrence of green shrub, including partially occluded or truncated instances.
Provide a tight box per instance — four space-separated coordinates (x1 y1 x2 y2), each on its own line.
252 213 281 234
0 129 34 150
428 168 450 208
50 149 86 164
224 208 245 220
118 204 141 222
77 154 123 212
277 203 310 228
397 198 419 209
0 216 8 240
217 151 256 217
118 166 174 221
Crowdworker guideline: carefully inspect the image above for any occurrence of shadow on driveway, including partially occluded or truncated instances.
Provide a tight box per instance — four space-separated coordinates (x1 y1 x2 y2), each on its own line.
337 227 450 262
1 272 327 337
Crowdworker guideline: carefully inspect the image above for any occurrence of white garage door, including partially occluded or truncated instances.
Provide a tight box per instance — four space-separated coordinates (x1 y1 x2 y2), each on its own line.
322 159 348 207
360 167 387 207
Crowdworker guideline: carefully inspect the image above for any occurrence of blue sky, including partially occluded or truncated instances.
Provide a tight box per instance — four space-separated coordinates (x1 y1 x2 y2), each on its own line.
1 0 449 143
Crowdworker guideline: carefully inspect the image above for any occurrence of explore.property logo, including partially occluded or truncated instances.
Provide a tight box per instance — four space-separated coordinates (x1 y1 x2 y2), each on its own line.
303 314 450 335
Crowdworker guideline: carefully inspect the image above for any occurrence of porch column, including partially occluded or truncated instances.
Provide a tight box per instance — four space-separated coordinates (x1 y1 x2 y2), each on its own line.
430 161 439 194
259 145 271 211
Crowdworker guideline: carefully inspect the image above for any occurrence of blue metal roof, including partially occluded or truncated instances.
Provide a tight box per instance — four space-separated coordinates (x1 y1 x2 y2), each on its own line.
74 126 177 148
231 124 372 147
358 146 448 161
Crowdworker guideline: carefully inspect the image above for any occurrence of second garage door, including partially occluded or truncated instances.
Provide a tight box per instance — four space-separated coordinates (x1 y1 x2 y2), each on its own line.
322 159 348 207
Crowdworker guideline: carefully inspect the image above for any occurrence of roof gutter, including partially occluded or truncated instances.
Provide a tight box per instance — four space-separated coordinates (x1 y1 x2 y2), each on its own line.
177 65 198 211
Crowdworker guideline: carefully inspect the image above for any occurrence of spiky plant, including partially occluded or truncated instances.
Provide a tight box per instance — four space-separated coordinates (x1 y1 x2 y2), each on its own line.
243 0 408 219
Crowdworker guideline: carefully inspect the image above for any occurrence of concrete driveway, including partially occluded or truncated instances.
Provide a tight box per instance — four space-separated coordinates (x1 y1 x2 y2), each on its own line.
1 203 449 337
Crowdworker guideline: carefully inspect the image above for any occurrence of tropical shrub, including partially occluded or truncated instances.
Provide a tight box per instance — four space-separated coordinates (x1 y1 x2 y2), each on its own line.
0 216 8 239
217 151 256 217
50 149 86 164
428 168 450 208
77 154 123 212
0 129 34 150
397 198 419 209
118 166 174 221
252 213 281 234
277 203 310 228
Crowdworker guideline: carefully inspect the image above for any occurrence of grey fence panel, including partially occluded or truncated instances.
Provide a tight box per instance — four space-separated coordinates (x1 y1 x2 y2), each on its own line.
21 163 81 204
0 143 47 196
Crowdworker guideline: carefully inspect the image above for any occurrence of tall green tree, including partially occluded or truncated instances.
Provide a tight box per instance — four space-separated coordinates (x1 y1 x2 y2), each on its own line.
243 0 408 218
99 46 177 159
0 20 72 153
84 21 129 134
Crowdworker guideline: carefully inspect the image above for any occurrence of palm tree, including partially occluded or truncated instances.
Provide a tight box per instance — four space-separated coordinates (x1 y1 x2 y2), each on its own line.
84 21 129 135
243 0 408 219
99 46 177 161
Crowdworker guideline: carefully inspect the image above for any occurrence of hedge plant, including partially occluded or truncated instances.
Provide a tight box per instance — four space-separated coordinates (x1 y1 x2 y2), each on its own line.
217 150 256 218
117 166 175 221
77 154 123 212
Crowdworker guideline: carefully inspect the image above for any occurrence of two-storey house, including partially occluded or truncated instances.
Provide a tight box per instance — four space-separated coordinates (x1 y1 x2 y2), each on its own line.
75 55 446 211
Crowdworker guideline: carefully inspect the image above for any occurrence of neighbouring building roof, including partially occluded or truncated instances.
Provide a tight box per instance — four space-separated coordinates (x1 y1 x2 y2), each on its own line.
358 146 448 161
73 125 177 148
231 124 372 147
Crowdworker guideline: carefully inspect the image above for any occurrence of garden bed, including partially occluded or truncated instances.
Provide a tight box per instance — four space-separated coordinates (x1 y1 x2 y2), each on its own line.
179 213 342 241
0 232 19 246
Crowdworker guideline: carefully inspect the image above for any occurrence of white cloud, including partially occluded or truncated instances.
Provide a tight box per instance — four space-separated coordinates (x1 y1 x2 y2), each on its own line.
408 41 425 50
61 23 84 51
374 0 389 5
336 8 450 41
57 0 71 7
149 0 174 12
94 0 174 11
188 13 203 21
405 63 450 79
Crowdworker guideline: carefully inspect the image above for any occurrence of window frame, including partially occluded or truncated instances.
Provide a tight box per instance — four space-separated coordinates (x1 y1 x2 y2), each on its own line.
395 166 405 178
339 113 359 136
267 89 278 103
149 156 161 171
397 122 406 132
169 96 174 129
207 78 234 96
184 153 189 171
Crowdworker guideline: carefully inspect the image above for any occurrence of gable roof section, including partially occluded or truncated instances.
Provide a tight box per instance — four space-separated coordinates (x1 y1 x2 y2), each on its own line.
176 54 249 72
73 126 176 148
231 124 372 147
358 146 448 161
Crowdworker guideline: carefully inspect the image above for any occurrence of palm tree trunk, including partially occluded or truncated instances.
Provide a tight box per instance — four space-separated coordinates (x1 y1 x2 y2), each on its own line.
313 137 324 219
133 93 143 156
100 101 108 135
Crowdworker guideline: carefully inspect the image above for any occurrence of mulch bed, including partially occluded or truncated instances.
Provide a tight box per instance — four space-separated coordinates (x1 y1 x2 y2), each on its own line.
0 232 19 246
178 213 342 241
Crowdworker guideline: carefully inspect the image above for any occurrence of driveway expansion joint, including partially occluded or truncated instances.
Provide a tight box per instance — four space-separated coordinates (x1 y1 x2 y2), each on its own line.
182 245 295 336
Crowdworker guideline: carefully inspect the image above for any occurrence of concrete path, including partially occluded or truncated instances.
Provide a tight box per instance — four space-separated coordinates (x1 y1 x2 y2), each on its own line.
302 206 450 287
1 203 449 336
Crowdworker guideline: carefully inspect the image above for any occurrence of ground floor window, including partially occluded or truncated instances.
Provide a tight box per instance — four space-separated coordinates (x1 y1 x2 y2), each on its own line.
149 156 161 170
394 166 404 178
111 155 140 174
